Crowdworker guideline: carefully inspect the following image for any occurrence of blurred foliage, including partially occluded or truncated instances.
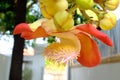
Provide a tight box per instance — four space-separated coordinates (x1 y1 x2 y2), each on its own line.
0 0 42 34
0 0 15 34
46 36 56 43
26 1 43 23
74 10 85 25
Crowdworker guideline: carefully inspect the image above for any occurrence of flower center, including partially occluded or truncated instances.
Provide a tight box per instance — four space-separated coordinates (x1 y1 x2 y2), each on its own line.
43 43 79 64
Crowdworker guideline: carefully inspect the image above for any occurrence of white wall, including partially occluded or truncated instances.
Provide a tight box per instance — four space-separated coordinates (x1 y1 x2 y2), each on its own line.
23 54 45 80
0 54 11 80
31 55 44 80
0 44 46 80
23 44 46 80
71 63 120 80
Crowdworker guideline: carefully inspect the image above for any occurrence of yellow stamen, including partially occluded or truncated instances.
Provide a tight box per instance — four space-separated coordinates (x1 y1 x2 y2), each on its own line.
43 43 79 64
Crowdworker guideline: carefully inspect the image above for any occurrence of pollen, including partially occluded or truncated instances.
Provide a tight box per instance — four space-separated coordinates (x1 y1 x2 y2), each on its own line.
43 43 79 64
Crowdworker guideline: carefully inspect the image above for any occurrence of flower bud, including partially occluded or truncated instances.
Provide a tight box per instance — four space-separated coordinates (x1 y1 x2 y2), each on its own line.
99 12 116 30
39 0 68 19
104 0 119 10
76 0 94 10
53 11 74 32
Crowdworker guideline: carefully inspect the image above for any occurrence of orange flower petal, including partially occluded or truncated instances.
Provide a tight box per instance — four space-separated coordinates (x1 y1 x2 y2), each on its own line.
13 23 32 35
76 24 113 46
13 23 49 40
77 32 101 67
21 26 49 40
50 32 81 52
43 32 81 64
42 19 57 33
29 19 47 31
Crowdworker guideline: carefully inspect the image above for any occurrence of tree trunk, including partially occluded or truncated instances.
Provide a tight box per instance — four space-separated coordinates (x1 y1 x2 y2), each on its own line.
9 0 27 80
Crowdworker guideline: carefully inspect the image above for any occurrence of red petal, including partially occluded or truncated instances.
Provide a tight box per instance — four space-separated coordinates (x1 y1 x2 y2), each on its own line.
77 32 101 67
13 23 49 40
13 23 32 35
21 26 49 40
76 24 113 46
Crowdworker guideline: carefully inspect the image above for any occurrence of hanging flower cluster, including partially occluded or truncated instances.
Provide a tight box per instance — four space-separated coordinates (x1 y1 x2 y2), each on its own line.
13 0 119 67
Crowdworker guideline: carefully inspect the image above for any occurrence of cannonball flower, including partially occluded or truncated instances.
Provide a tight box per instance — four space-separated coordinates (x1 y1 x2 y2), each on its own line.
14 23 112 67
13 15 113 68
39 0 68 19
99 12 116 30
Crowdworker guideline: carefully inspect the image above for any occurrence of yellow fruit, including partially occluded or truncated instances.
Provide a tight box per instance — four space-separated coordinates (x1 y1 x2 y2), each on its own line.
76 0 94 10
39 0 68 19
53 11 74 31
99 12 116 30
104 0 119 10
